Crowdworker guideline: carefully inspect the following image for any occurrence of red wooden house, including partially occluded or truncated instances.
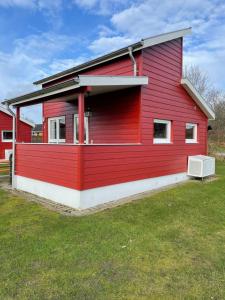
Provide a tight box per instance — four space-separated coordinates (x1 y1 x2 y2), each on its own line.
0 105 34 160
4 28 215 209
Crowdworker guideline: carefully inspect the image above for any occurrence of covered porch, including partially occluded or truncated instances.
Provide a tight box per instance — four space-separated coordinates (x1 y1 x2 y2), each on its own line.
11 75 148 145
4 75 149 209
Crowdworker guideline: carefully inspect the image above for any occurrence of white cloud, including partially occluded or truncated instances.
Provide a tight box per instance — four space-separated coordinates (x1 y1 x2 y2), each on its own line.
0 32 78 102
0 0 35 8
49 57 88 74
89 35 134 54
0 0 62 10
73 0 132 15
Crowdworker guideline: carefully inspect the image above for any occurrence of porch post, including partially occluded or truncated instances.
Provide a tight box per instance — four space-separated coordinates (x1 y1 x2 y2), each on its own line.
16 106 20 143
78 92 85 144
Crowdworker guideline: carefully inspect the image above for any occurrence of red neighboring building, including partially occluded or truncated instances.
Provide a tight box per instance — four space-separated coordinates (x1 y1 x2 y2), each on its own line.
0 105 34 160
4 28 215 209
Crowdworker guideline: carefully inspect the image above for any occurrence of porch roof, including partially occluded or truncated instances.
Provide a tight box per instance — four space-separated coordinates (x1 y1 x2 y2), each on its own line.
4 75 148 107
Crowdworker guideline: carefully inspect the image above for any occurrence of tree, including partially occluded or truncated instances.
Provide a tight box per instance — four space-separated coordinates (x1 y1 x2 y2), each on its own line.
184 64 225 144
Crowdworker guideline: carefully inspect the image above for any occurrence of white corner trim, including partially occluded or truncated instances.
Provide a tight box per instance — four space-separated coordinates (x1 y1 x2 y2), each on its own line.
181 78 215 120
15 172 188 210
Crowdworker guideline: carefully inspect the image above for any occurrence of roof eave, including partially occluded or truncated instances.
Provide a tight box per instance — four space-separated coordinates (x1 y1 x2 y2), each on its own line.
4 75 148 107
181 78 215 120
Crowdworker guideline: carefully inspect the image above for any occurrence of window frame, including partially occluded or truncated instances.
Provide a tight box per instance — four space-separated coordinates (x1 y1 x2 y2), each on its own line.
153 119 171 144
48 116 66 143
185 123 198 144
74 114 89 144
2 130 13 142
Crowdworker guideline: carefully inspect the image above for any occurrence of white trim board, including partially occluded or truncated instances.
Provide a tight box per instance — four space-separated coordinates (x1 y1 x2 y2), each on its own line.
15 172 188 210
181 78 215 120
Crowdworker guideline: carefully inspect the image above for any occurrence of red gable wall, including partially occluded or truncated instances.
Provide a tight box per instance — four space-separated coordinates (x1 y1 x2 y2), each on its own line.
0 111 32 159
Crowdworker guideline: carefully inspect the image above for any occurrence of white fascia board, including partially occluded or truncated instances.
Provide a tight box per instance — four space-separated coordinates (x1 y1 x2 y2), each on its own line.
142 27 192 48
181 78 215 120
0 105 13 117
20 117 35 128
77 75 149 86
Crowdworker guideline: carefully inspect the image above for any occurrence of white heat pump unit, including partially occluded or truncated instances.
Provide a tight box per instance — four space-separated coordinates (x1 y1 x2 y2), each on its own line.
188 155 215 178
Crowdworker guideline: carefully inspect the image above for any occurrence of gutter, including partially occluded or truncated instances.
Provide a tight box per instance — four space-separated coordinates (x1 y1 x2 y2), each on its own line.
5 104 16 188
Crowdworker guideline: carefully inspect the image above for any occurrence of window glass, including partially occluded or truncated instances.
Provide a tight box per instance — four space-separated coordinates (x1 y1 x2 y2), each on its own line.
48 117 65 143
74 115 89 144
2 131 13 141
75 116 79 143
59 118 66 140
186 124 194 139
154 123 167 139
49 120 57 140
153 119 171 144
185 123 197 143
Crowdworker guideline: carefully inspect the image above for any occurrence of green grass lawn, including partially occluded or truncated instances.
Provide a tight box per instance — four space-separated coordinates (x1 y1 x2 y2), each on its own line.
1 163 225 299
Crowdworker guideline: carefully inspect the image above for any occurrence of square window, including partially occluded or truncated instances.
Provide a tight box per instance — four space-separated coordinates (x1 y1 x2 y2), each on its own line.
153 119 171 144
185 123 197 143
2 131 13 142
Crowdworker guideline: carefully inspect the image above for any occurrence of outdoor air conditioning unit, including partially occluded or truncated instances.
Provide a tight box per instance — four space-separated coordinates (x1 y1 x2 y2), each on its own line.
188 155 215 178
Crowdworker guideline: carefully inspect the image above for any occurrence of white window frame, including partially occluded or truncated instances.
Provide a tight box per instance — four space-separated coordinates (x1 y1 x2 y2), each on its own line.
185 123 198 143
48 116 66 143
74 114 89 144
2 130 13 142
153 119 171 144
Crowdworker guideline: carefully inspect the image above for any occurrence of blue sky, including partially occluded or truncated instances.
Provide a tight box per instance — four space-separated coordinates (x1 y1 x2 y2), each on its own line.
0 0 225 122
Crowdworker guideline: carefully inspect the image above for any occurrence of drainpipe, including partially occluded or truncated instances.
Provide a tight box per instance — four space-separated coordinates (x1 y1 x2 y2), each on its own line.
128 46 137 76
5 104 16 189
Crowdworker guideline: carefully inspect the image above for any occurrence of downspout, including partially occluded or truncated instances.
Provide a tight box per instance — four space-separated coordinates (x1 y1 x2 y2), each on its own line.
5 104 16 189
128 46 137 76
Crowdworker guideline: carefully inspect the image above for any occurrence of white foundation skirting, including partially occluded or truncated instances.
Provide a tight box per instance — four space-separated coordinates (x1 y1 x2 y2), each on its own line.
15 172 188 210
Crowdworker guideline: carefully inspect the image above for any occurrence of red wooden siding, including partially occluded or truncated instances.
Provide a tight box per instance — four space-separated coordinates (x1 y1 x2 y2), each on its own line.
17 121 33 143
43 87 141 144
0 111 32 159
15 144 80 189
